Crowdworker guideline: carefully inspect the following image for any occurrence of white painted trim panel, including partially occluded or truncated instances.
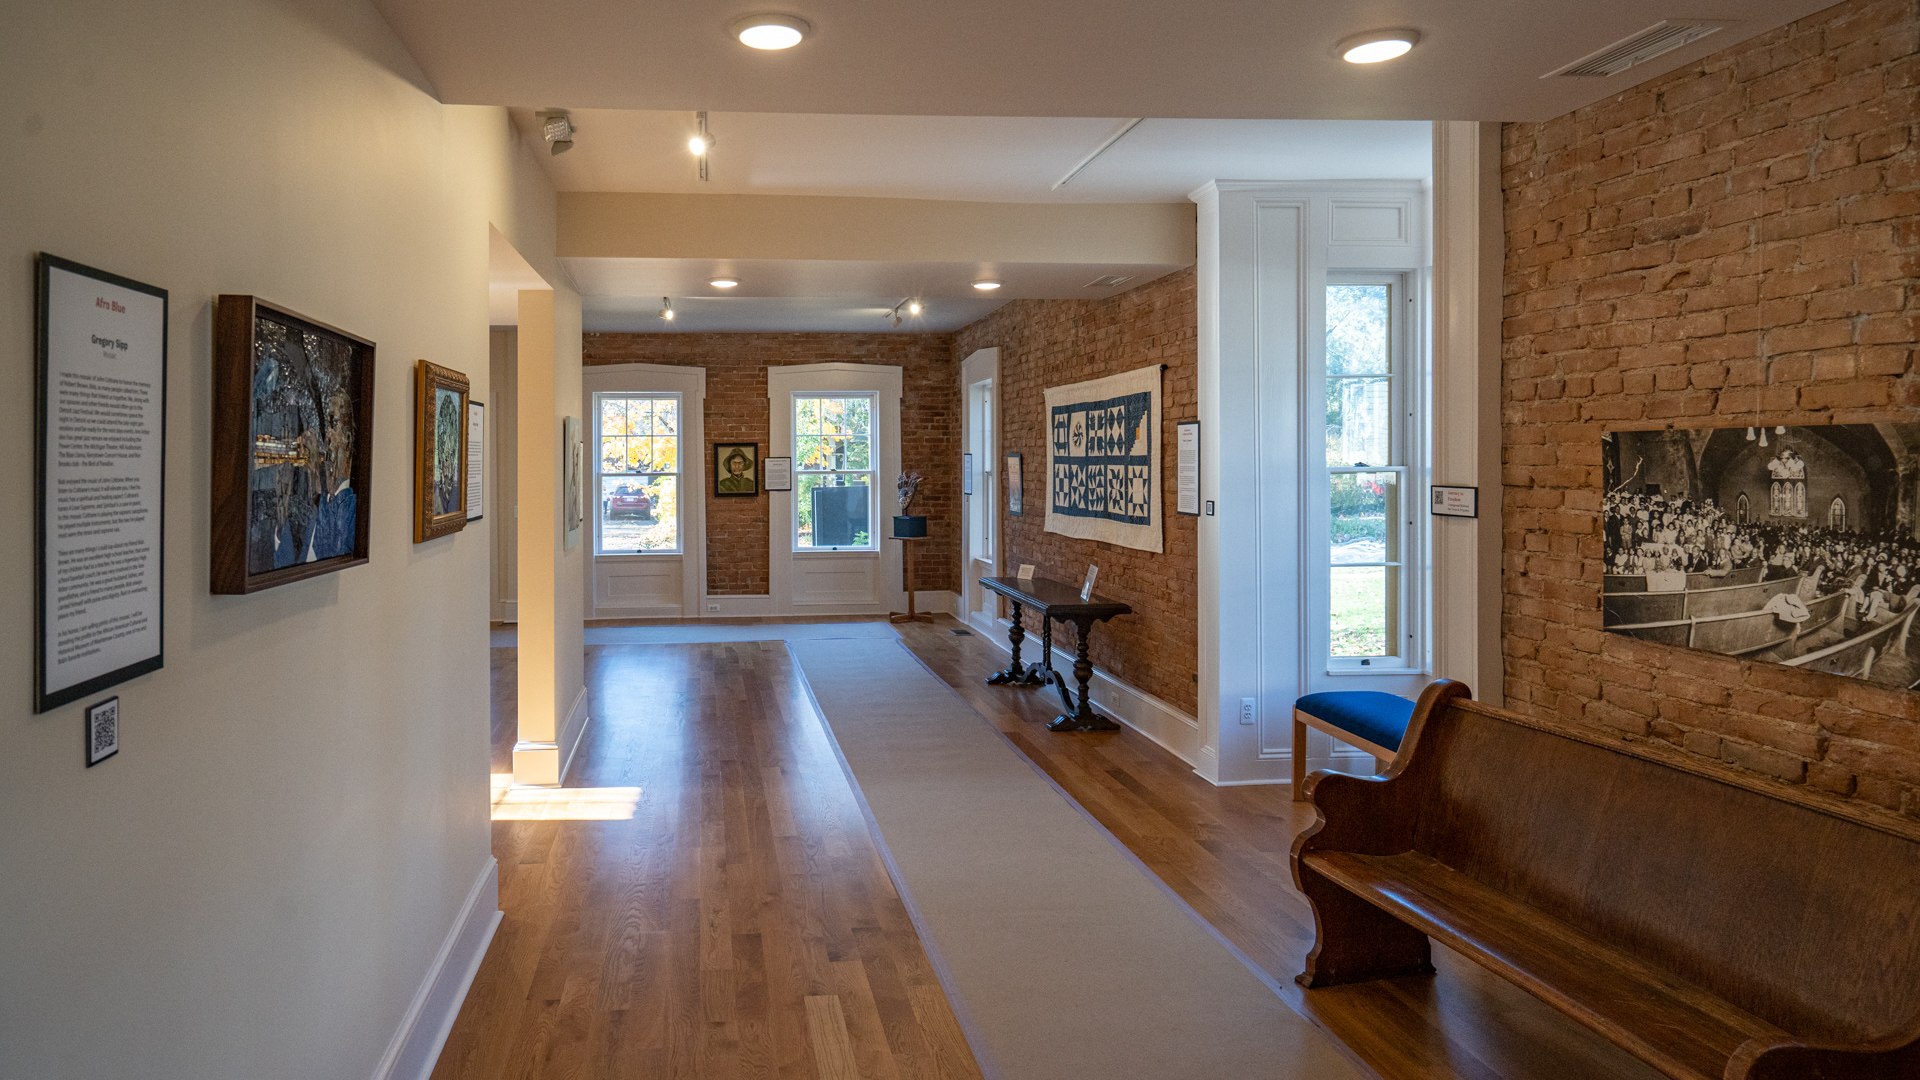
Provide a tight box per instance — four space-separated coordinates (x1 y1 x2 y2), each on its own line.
370 858 502 1080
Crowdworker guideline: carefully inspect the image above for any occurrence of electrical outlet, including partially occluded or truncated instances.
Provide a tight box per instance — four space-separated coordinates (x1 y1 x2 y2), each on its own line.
1239 697 1256 725
707 604 720 613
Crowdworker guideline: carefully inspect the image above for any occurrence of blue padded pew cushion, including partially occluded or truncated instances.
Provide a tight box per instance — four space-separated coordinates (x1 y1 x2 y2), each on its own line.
1294 691 1416 753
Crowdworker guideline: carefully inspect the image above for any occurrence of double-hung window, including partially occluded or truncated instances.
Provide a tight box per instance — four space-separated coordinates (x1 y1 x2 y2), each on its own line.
1325 279 1413 666
793 394 877 550
594 393 681 553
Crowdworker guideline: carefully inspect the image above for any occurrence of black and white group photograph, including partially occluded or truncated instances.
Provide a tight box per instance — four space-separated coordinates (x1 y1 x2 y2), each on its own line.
1603 424 1920 689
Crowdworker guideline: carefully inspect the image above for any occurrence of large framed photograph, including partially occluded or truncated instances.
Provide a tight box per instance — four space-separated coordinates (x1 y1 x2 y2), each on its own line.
414 360 470 542
213 295 374 594
715 442 759 497
1603 423 1920 690
37 255 168 712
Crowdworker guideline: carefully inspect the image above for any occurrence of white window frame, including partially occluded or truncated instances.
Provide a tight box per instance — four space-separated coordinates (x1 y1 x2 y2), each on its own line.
791 391 880 553
591 390 685 556
1318 271 1427 676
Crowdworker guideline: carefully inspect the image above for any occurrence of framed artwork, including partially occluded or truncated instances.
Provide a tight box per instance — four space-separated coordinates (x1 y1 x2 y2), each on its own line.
414 360 471 543
962 452 974 496
212 295 374 595
563 415 584 542
1602 423 1920 691
465 400 485 521
715 442 759 497
1006 451 1024 515
38 255 167 711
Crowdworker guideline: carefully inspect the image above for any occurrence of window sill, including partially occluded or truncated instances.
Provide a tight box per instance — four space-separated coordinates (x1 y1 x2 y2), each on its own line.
1324 664 1428 677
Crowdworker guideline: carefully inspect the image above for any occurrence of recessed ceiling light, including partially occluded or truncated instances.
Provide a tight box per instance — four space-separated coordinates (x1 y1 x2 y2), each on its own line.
709 277 739 288
972 279 1002 291
732 13 810 50
908 301 922 315
1338 29 1420 64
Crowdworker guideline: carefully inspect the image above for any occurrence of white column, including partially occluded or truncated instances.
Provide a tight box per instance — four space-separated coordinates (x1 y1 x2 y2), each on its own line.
1431 121 1506 705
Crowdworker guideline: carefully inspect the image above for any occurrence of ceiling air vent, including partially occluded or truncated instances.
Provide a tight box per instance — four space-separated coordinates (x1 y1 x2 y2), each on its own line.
1086 275 1132 289
1543 20 1727 78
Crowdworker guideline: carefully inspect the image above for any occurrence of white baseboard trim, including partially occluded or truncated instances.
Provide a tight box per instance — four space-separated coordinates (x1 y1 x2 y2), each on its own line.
698 591 961 620
977 617 1202 766
370 857 502 1080
511 687 591 787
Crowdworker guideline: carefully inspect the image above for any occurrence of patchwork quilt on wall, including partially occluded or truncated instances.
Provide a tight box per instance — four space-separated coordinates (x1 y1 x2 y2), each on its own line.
1044 364 1163 553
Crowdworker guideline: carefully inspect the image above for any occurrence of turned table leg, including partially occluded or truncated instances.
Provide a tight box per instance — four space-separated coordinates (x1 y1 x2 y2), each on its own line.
987 601 1030 685
1048 617 1118 732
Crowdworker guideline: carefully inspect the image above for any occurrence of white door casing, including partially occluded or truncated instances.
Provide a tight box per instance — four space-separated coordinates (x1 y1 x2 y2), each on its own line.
583 362 705 619
960 347 1000 631
768 363 904 615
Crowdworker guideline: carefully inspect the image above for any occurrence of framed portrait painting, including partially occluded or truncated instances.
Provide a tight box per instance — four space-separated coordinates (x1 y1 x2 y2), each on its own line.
715 442 759 497
212 295 374 594
414 361 471 542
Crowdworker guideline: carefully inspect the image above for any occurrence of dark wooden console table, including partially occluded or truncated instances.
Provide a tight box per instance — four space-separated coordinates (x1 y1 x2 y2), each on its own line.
977 575 1133 732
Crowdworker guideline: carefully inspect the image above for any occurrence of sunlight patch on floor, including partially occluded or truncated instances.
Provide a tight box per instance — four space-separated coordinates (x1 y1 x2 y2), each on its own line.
490 774 642 820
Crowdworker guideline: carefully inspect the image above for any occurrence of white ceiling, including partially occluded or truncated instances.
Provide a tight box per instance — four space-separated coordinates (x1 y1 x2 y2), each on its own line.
551 118 1422 330
515 112 1436 202
376 0 1831 122
583 295 1012 334
428 0 1833 333
567 258 1201 332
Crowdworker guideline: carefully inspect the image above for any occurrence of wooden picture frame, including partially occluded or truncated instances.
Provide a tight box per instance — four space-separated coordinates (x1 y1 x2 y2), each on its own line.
212 295 375 594
1006 451 1024 515
714 442 759 498
414 360 471 542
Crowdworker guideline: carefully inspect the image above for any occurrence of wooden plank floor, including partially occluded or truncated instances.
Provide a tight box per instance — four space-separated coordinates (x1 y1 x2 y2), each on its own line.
453 621 1664 1080
435 640 984 1080
893 617 1666 1080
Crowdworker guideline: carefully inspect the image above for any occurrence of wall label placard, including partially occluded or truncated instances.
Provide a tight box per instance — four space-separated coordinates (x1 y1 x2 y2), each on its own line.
1175 421 1200 516
1431 485 1478 519
466 400 485 521
36 254 168 713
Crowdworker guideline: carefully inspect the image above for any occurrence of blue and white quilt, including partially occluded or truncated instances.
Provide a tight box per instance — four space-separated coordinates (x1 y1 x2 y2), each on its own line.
1043 365 1163 553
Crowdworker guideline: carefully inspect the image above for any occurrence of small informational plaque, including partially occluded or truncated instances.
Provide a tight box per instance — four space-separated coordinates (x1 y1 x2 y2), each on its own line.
962 453 974 496
466 400 485 521
1431 485 1478 519
1175 421 1200 516
1016 563 1036 581
36 254 168 713
763 456 793 492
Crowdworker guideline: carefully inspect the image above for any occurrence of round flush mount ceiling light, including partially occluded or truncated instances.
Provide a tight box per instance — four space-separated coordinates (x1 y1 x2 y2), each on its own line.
971 279 1002 291
732 13 810 49
709 277 739 288
1337 29 1419 64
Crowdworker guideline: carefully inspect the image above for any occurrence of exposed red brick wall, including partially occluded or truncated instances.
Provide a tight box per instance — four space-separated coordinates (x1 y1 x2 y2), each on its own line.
1502 0 1920 812
953 268 1200 715
582 334 958 596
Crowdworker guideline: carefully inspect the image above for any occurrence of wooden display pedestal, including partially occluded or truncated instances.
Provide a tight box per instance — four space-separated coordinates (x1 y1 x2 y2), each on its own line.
889 534 934 624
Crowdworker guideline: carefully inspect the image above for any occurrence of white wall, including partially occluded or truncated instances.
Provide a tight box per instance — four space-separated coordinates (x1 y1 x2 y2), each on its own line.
0 1 562 1076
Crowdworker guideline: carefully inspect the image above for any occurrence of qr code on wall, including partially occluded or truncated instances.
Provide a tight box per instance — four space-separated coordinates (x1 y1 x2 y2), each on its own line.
86 697 119 766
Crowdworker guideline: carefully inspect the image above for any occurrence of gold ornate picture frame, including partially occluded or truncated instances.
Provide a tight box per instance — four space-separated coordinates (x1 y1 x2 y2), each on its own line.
414 360 471 542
